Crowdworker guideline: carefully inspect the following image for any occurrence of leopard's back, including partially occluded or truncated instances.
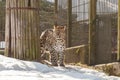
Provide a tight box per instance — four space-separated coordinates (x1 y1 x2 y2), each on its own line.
40 29 56 51
40 28 66 52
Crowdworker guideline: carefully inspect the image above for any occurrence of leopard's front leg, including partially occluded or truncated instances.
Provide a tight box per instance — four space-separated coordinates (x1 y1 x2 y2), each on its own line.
50 50 58 66
58 51 65 67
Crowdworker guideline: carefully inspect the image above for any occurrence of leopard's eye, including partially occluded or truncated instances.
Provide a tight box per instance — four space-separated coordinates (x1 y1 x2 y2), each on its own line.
60 26 64 29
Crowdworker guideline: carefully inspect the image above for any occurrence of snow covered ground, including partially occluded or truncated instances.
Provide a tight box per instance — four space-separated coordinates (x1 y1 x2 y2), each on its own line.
0 55 120 80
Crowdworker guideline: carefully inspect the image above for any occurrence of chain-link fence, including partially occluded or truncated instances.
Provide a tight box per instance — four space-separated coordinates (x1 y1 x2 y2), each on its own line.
96 0 118 63
57 0 118 64
57 0 89 47
71 0 89 46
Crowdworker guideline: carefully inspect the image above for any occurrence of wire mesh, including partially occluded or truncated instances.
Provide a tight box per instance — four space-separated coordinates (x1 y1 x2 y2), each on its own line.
71 0 89 46
97 0 118 14
57 0 118 63
57 0 68 25
39 0 55 32
96 0 118 62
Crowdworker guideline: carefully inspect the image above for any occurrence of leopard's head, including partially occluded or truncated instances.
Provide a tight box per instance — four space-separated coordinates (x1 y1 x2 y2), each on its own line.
54 25 66 32
53 25 66 39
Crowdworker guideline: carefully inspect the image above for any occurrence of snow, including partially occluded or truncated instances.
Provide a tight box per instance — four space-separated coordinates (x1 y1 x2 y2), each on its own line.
0 55 120 80
47 0 54 2
0 41 5 48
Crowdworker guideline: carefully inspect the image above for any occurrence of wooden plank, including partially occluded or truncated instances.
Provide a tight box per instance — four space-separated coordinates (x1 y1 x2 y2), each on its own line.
5 0 11 57
118 0 120 61
88 0 97 65
67 0 72 47
54 0 58 26
5 0 41 61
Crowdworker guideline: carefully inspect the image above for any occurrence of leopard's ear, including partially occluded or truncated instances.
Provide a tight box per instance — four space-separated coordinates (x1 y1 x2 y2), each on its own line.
64 26 66 30
54 25 58 29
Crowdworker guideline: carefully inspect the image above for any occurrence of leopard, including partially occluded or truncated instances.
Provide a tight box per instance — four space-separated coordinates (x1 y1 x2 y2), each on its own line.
40 25 66 66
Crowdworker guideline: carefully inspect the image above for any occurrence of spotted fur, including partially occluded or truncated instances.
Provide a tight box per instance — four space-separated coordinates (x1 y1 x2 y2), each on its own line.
40 25 66 66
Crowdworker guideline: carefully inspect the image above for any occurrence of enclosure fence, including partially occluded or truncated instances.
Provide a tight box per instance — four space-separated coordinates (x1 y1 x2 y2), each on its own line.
57 0 119 65
96 0 118 63
0 0 120 64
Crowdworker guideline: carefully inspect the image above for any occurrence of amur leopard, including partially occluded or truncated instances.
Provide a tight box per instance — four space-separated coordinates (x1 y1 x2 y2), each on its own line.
40 25 66 66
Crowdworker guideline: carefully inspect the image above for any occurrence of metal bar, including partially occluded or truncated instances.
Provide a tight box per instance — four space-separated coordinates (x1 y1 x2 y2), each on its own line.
72 2 89 8
72 19 89 24
89 0 97 65
7 7 39 10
